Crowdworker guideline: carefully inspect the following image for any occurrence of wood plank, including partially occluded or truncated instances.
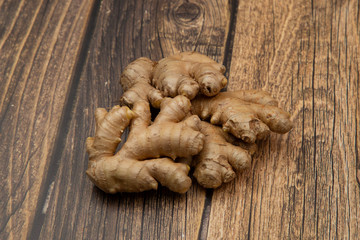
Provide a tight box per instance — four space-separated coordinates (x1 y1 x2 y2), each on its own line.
34 0 234 239
208 0 360 239
0 0 95 239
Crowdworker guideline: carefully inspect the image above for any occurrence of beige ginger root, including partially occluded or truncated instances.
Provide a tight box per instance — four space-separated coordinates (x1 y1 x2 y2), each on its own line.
120 57 163 108
191 90 293 143
193 121 257 188
90 52 293 193
86 95 205 193
152 52 228 100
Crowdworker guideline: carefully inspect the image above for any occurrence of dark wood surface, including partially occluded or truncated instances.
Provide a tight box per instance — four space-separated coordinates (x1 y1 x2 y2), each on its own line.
1 0 359 239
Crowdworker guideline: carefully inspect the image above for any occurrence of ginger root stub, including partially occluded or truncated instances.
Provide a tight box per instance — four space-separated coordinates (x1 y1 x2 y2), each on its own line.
152 51 228 99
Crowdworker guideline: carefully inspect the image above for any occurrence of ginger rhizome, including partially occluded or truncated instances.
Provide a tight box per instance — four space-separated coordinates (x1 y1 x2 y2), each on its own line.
86 52 293 193
191 90 293 143
120 57 163 108
189 90 292 188
86 96 204 193
152 52 228 99
193 121 257 188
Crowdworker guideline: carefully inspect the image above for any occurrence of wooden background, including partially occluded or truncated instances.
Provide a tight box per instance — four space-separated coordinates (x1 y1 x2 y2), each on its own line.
1 0 359 239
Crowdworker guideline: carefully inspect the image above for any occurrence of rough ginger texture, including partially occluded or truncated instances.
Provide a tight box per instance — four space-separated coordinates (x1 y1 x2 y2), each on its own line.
191 90 293 143
86 95 205 193
193 121 257 188
189 90 293 188
120 57 163 108
87 52 294 193
152 52 228 99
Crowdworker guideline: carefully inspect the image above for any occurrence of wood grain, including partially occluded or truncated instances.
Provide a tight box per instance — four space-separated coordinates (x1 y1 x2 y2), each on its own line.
0 0 95 239
2 0 359 239
32 0 233 239
208 0 360 239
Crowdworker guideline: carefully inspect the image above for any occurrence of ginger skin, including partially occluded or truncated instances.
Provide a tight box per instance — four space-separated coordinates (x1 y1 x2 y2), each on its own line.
88 52 294 193
120 57 163 108
86 96 205 193
152 52 228 100
191 90 293 143
193 121 257 188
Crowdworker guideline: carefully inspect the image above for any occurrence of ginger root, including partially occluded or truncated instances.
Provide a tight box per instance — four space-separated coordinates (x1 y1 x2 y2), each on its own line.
191 90 293 143
86 95 204 193
152 52 228 99
86 52 294 193
190 90 292 188
120 57 163 108
193 121 257 188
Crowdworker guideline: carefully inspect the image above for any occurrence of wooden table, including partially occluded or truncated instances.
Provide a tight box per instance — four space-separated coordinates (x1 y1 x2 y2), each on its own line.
1 0 359 239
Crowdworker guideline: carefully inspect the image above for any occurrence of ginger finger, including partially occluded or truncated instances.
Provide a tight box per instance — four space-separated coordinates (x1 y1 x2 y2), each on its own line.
152 51 227 99
218 90 279 106
191 90 293 143
120 57 163 108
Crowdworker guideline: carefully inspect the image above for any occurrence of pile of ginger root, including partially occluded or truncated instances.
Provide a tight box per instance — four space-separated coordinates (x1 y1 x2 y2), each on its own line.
86 52 293 194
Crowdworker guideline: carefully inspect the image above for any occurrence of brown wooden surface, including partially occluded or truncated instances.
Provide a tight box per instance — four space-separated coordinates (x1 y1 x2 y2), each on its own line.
0 0 359 239
0 0 95 239
211 1 360 239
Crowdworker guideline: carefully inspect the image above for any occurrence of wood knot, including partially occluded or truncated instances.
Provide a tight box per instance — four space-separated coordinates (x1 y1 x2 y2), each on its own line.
295 173 303 190
173 3 201 24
